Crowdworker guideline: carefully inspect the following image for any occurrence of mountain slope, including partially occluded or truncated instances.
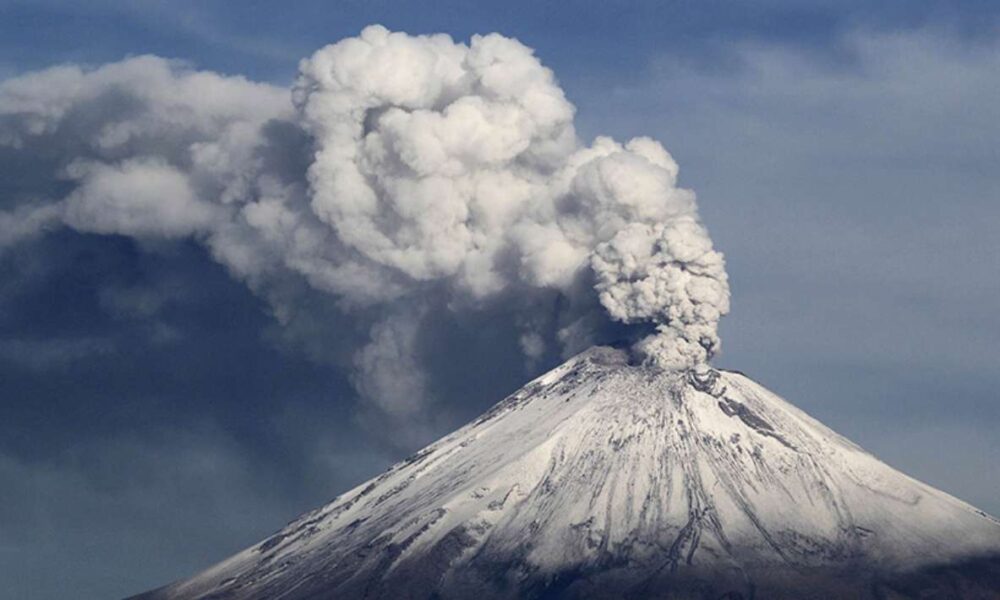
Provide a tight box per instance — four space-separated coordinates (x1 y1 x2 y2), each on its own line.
134 346 1000 599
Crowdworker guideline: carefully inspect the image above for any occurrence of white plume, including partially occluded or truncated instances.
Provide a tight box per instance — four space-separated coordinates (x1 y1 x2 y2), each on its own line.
0 25 730 418
592 218 729 368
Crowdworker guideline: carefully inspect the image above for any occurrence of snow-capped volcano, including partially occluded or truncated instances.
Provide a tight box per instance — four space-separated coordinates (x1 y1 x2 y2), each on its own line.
134 346 1000 599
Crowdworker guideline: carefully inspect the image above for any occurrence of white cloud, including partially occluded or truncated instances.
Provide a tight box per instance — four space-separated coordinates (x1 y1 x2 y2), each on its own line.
63 159 220 237
351 309 429 419
0 26 731 422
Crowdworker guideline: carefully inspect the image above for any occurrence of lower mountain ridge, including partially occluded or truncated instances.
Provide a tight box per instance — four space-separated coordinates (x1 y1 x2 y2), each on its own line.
133 346 1000 599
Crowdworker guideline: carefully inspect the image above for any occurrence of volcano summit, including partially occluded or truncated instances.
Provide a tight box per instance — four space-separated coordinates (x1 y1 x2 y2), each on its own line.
134 346 1000 600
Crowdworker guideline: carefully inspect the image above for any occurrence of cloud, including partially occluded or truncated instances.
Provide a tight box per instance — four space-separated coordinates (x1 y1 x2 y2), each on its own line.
351 308 429 419
0 202 61 247
0 26 728 427
593 217 729 369
63 159 220 237
0 428 314 600
0 53 290 245
0 336 116 370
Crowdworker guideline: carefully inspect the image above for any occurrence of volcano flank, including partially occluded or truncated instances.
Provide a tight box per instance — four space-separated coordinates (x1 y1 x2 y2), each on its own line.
134 347 1000 599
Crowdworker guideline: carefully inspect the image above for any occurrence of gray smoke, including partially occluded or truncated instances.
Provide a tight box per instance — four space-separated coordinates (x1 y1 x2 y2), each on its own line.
0 25 729 418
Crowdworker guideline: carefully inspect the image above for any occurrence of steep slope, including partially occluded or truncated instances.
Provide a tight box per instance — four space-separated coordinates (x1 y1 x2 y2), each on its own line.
135 346 1000 599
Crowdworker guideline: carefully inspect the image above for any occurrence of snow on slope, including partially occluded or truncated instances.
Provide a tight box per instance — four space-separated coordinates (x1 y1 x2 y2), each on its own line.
136 346 1000 599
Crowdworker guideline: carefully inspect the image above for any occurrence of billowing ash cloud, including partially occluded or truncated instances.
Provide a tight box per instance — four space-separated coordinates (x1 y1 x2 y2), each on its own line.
0 25 728 417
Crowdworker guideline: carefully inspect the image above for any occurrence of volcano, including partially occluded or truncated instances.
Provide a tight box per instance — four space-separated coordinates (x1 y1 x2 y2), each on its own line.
134 346 1000 599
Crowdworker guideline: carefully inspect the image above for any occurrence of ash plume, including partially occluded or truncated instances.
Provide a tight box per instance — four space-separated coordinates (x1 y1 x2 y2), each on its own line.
0 25 729 418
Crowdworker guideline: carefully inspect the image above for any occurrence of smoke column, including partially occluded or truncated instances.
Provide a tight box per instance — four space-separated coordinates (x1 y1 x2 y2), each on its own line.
0 25 729 416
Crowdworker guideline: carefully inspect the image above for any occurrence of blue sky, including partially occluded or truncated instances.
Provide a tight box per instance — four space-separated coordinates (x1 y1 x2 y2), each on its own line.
1 2 998 599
